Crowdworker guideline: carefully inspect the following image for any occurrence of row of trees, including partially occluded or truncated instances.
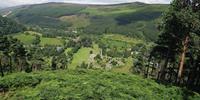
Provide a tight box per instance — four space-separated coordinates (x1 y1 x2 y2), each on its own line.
0 36 28 76
0 15 28 76
0 36 73 76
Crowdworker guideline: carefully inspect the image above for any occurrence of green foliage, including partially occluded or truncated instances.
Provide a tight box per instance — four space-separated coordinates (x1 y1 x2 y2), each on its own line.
132 43 151 74
115 10 162 25
0 16 25 35
18 3 86 17
80 37 93 47
0 73 41 89
32 35 40 45
0 36 29 75
0 70 199 100
15 13 71 29
145 0 200 90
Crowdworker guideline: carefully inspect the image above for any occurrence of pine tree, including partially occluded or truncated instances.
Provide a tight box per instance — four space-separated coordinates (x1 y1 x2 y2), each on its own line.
0 36 10 76
152 0 200 81
12 43 28 71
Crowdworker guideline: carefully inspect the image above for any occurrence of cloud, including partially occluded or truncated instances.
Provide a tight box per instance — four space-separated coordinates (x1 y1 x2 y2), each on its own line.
62 0 170 4
0 0 171 7
0 0 48 7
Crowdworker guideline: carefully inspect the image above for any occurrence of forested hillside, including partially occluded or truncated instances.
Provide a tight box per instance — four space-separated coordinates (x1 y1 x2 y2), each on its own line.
0 2 168 41
0 16 25 35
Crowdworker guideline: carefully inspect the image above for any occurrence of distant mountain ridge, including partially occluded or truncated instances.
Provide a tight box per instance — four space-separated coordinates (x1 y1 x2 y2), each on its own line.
0 2 169 41
0 1 149 8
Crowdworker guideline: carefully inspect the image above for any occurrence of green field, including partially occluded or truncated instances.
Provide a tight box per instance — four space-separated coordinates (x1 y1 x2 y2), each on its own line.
13 34 35 45
40 37 63 46
103 34 143 44
69 47 92 69
69 44 100 69
80 6 138 16
100 34 145 49
13 33 63 46
0 69 199 100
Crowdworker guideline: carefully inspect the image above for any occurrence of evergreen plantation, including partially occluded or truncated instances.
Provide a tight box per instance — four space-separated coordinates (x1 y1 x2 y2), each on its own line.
0 0 200 100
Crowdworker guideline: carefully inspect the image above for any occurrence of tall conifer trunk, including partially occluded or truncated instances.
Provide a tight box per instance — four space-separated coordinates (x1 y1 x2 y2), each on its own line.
0 65 3 77
160 49 169 80
9 56 12 73
178 35 189 79
146 56 152 78
0 58 4 77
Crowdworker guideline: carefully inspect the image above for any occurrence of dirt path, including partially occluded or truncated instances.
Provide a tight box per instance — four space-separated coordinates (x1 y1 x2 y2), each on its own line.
2 11 12 17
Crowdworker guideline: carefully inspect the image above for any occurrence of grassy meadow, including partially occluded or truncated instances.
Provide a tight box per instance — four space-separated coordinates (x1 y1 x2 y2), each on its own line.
69 44 100 69
13 32 63 46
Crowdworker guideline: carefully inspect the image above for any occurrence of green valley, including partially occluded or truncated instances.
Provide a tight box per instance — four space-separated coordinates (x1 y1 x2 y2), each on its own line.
0 1 200 100
0 2 168 41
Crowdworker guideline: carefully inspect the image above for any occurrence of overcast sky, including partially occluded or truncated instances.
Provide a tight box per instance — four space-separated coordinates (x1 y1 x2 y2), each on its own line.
0 0 171 7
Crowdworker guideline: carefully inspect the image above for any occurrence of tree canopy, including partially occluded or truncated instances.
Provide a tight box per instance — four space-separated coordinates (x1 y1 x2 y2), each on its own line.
0 16 26 35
